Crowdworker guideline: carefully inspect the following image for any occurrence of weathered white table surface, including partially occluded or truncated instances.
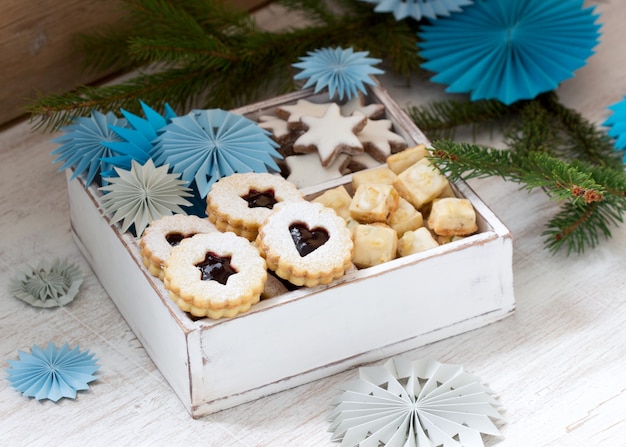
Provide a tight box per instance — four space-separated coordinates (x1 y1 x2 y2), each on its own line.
1 2 625 446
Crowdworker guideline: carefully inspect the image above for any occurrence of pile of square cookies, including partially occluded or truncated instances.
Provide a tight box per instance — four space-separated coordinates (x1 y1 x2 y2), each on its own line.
311 144 479 269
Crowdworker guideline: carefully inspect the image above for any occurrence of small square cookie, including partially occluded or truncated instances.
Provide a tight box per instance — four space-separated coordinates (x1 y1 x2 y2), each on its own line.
427 197 478 236
312 185 353 220
352 223 398 268
351 166 397 191
392 158 449 210
397 227 439 257
388 197 424 237
386 144 429 174
349 184 399 223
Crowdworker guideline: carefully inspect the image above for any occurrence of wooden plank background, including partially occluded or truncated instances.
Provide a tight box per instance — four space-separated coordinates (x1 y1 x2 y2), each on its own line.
0 0 269 127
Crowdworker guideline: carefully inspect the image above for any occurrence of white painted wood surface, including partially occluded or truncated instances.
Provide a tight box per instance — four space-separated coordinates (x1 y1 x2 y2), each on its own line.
1 1 625 445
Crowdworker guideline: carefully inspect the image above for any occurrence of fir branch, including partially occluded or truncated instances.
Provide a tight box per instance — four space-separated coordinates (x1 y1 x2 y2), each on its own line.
28 0 421 130
429 140 520 182
29 67 215 131
430 140 626 254
537 92 622 169
407 99 518 141
543 199 625 255
504 100 563 156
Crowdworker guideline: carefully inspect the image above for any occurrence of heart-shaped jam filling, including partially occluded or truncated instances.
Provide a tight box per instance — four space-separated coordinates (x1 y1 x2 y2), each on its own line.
166 232 195 247
289 223 329 257
195 251 237 284
242 189 278 209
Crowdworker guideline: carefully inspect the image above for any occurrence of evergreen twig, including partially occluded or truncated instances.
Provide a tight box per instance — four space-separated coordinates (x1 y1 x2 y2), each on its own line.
27 0 421 131
429 140 626 254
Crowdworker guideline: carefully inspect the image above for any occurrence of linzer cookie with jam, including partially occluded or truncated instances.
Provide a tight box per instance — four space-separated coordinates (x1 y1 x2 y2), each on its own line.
206 172 304 241
163 231 267 319
140 214 218 279
256 200 353 287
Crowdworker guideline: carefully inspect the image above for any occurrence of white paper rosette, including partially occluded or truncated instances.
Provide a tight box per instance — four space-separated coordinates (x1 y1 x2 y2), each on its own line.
9 258 83 308
329 358 503 447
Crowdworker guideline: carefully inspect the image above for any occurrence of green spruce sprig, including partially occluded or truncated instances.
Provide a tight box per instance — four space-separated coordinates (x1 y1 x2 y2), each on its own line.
420 93 626 254
28 0 422 131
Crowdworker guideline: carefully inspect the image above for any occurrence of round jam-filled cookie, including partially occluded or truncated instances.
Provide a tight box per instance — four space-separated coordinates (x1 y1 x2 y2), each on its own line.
140 214 218 279
163 232 267 319
206 172 304 241
256 201 353 287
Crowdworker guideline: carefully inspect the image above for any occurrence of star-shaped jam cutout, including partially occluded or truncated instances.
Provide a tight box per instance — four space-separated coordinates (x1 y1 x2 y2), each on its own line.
294 103 366 167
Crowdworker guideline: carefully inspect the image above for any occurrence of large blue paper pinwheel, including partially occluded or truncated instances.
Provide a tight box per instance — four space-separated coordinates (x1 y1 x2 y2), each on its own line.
153 109 282 198
293 47 383 101
603 96 626 163
6 342 99 402
101 101 177 177
51 110 128 187
418 0 602 105
360 0 473 21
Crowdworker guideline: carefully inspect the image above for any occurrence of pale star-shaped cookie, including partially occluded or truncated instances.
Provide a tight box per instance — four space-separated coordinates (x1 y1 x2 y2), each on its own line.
357 118 408 162
258 115 292 143
294 103 366 167
285 152 349 188
340 95 385 119
275 100 332 130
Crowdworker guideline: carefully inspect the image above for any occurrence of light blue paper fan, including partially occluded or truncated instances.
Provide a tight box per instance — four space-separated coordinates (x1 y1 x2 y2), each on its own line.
603 96 626 162
51 110 128 187
293 47 383 101
360 0 473 21
6 342 99 402
153 109 282 198
418 0 602 105
101 101 177 177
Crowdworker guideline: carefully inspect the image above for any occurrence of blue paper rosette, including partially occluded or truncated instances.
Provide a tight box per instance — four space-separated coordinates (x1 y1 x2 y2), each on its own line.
603 96 626 162
52 110 128 187
6 342 99 402
153 109 282 198
418 0 602 105
293 47 383 101
101 101 177 177
360 0 473 21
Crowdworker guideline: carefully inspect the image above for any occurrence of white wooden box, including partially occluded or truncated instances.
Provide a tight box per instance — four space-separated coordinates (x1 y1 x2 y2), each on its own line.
67 84 515 418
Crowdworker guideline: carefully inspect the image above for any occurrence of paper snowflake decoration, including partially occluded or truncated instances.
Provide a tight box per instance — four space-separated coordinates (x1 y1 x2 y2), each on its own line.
6 342 99 402
360 0 473 21
293 47 384 101
418 0 602 105
329 358 503 447
603 96 626 163
101 101 177 177
52 110 128 187
8 258 83 308
153 109 282 198
99 159 193 236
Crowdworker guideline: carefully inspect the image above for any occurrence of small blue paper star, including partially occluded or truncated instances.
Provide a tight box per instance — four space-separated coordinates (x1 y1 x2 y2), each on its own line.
418 0 602 105
101 101 177 177
293 47 384 101
51 110 128 187
360 0 473 21
153 109 282 198
6 342 99 402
